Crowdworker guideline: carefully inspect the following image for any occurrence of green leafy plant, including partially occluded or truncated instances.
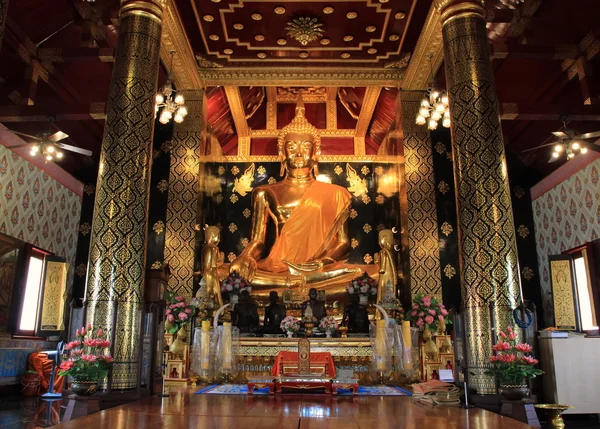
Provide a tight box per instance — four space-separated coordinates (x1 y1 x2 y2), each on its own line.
486 325 544 386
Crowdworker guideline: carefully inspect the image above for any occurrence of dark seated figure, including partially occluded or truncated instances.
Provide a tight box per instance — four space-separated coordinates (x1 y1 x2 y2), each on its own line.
342 294 370 334
302 288 326 323
232 290 259 333
263 291 286 334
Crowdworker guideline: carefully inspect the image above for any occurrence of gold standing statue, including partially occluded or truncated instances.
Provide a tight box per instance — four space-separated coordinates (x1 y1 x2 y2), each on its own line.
201 225 224 308
229 95 363 296
375 229 397 303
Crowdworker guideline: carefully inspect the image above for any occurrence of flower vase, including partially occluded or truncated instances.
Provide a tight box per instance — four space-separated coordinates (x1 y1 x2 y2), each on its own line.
71 380 99 396
169 326 187 354
230 294 239 305
287 331 294 338
422 327 438 358
359 295 368 305
326 331 332 338
499 385 530 401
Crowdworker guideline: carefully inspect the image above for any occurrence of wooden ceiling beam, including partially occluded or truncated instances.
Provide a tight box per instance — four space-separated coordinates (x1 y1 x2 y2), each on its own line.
37 47 115 63
500 103 600 121
224 86 250 156
0 103 106 122
354 87 381 156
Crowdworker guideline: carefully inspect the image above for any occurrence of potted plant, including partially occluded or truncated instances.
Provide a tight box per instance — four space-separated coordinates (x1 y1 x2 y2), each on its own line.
280 316 300 338
487 325 544 400
347 272 377 305
220 272 252 304
59 325 113 396
165 292 196 354
406 294 450 356
319 316 339 338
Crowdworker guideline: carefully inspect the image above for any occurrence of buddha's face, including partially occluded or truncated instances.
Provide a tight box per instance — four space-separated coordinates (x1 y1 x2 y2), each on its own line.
282 132 317 171
205 226 220 245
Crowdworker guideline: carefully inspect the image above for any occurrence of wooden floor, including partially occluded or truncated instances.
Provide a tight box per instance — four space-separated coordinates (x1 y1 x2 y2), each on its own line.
53 387 535 428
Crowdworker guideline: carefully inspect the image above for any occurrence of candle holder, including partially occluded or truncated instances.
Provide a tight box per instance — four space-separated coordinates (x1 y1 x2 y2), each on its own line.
534 404 573 429
305 322 314 337
339 326 348 338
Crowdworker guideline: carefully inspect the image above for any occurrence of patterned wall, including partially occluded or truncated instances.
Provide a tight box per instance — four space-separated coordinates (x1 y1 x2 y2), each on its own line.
200 161 401 272
532 158 600 326
0 145 81 319
164 91 205 300
399 91 442 298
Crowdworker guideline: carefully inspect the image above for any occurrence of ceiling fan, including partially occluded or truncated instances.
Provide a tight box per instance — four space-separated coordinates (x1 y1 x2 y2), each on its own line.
8 129 93 162
522 123 600 163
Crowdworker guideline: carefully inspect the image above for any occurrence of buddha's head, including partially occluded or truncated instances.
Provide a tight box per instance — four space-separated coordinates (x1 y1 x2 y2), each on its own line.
277 94 321 176
308 288 318 300
378 229 393 249
205 225 220 245
269 291 279 304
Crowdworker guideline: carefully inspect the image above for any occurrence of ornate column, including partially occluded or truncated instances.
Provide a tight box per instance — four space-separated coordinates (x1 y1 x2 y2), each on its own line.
164 89 207 301
85 0 164 389
0 0 8 51
436 0 523 393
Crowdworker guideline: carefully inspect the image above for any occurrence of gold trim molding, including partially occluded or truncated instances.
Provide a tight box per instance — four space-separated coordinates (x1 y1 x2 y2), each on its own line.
250 129 356 138
198 68 404 87
201 155 403 164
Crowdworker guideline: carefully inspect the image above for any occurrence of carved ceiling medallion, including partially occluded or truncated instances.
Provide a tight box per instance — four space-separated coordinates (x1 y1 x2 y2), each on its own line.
285 17 325 46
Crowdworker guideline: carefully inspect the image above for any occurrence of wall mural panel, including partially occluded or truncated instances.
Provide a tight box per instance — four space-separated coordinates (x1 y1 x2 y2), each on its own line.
533 158 600 326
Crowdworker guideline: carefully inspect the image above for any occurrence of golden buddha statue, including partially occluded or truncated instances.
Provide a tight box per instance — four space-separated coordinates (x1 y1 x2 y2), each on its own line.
229 96 363 295
374 229 397 303
200 225 224 308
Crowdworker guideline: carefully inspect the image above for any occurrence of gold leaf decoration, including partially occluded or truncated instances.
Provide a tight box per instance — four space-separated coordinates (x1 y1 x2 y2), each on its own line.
441 222 453 237
285 17 324 46
228 223 238 233
374 166 384 176
438 181 450 195
268 176 277 184
514 186 525 199
350 209 358 219
231 165 240 176
216 194 223 204
346 163 368 197
334 165 343 175
151 261 162 269
351 238 359 249
522 266 534 281
444 264 456 279
160 141 172 153
361 194 371 204
227 252 237 262
230 194 239 203
517 225 530 239
363 254 373 264
153 221 165 234
363 224 372 234
157 179 168 193
361 165 370 175
83 184 95 195
79 222 91 236
241 237 249 248
233 163 255 196
435 142 447 155
257 165 266 175
218 166 225 176
243 208 251 218
75 264 87 278
375 194 385 204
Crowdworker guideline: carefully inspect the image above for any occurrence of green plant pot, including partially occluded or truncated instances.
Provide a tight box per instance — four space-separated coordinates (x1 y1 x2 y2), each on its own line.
499 385 530 400
71 380 99 396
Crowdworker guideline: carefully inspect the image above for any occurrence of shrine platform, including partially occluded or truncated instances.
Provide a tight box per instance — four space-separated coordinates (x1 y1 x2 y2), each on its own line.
52 386 535 429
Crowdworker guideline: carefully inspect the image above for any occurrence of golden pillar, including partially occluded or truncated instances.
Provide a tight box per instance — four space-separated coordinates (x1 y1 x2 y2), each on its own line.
85 0 164 389
0 0 8 51
436 0 523 393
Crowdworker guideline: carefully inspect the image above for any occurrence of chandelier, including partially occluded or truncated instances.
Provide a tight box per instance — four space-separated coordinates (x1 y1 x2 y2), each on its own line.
155 52 187 124
551 141 588 160
30 143 63 161
415 55 450 130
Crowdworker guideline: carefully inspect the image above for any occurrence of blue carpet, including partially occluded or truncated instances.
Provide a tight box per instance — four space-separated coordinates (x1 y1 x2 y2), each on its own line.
196 384 411 396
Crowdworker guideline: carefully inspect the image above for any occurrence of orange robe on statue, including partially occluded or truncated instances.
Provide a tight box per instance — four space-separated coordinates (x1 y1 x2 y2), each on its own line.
28 351 65 394
258 181 352 273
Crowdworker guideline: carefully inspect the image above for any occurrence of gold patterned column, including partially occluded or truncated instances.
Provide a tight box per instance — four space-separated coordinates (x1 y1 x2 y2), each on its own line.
436 0 523 393
0 0 8 51
398 91 442 298
164 89 206 301
85 0 164 390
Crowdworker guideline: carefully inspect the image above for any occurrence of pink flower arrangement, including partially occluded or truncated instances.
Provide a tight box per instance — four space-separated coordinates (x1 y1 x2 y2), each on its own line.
59 325 113 382
281 316 300 333
319 316 339 333
346 272 377 297
221 271 252 296
406 293 449 332
164 292 196 334
487 325 543 386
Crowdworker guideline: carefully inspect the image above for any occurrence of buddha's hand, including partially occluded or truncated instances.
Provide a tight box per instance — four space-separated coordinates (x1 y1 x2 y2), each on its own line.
284 260 324 273
229 254 257 280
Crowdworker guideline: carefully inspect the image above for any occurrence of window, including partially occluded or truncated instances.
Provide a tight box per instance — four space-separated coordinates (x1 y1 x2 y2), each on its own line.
571 249 598 331
14 247 48 337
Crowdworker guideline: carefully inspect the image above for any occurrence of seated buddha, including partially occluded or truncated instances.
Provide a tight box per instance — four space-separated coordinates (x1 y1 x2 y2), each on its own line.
229 96 365 295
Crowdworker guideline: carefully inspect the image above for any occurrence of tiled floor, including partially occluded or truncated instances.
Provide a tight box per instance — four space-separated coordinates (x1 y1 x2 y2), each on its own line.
1 388 599 428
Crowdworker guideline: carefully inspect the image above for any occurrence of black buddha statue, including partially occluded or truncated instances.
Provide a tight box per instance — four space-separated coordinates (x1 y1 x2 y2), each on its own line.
232 290 259 333
263 291 286 334
342 293 370 334
301 288 326 323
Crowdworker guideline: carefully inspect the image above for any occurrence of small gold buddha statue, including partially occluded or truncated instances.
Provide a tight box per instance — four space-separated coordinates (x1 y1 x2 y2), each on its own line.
200 225 224 308
374 229 397 303
229 95 362 295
